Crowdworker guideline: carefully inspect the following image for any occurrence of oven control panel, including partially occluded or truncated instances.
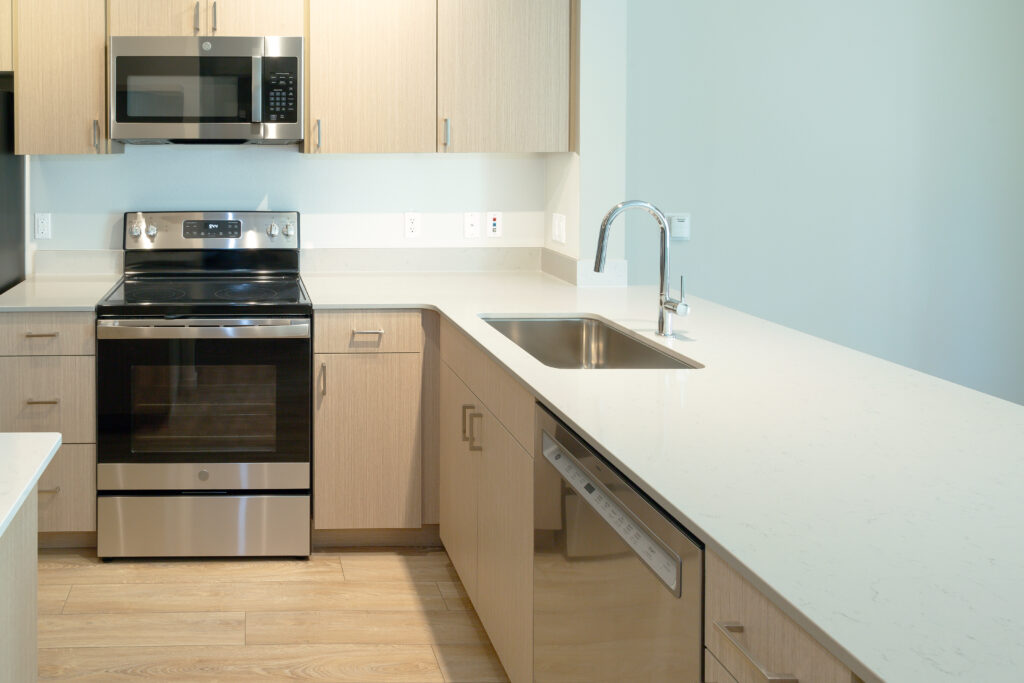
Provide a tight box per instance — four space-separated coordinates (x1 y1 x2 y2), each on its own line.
124 211 299 250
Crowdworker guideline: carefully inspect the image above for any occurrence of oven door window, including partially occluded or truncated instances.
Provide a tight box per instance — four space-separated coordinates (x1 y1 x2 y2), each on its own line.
115 56 253 123
98 337 310 464
131 364 277 455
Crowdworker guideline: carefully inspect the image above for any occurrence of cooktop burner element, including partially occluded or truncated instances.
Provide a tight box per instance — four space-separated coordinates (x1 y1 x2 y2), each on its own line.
125 284 187 302
215 283 279 301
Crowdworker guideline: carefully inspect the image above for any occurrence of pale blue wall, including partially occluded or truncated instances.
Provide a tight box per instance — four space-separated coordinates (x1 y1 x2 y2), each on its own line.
625 1 1024 405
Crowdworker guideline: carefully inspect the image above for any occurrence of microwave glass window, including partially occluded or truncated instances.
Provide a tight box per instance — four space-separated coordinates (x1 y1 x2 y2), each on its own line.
131 364 277 454
126 75 240 119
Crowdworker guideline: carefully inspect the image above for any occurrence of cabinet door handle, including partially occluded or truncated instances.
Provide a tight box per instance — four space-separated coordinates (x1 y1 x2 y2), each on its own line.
212 0 218 32
468 412 483 452
25 332 59 338
460 404 474 441
93 119 100 152
26 399 60 406
39 486 61 494
194 1 201 33
443 117 451 149
713 621 799 683
352 329 385 336
316 118 322 150
320 362 327 396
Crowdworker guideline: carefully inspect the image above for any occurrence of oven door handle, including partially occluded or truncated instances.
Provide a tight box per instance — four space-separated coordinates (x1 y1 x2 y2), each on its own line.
97 318 310 340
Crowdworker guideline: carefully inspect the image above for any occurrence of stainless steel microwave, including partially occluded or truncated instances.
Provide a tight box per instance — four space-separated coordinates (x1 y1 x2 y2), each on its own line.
109 36 303 144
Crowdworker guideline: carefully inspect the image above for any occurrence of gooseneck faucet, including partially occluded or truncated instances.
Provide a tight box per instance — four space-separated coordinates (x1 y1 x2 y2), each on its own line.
594 200 688 336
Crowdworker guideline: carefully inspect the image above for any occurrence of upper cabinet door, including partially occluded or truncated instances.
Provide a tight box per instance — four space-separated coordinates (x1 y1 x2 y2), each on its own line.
108 0 204 36
0 0 12 71
209 0 305 37
15 0 106 154
307 0 435 154
437 0 569 153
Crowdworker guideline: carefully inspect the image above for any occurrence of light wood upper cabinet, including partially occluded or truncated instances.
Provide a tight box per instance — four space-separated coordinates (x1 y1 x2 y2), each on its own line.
208 0 304 37
14 0 106 154
108 0 203 36
0 0 12 71
314 352 423 530
307 0 436 154
437 0 569 153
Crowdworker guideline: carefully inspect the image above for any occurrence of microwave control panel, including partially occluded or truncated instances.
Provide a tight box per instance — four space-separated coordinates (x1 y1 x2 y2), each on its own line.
264 57 298 124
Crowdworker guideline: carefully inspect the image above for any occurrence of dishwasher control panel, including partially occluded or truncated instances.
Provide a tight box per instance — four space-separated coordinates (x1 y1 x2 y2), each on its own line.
543 435 681 593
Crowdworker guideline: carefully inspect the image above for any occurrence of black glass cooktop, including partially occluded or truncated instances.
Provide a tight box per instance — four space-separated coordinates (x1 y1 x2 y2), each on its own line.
97 276 312 317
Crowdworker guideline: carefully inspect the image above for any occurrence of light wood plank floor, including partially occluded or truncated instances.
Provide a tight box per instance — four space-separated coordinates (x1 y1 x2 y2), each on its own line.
38 548 508 682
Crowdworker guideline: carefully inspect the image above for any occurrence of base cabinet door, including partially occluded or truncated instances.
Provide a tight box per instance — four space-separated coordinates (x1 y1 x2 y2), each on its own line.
439 363 479 600
476 410 533 683
38 445 96 533
314 352 422 529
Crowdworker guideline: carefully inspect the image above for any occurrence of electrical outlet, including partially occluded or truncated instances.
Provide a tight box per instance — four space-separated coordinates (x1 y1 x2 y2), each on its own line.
486 211 503 238
404 212 422 239
34 213 53 240
668 213 691 240
464 212 481 239
551 213 567 244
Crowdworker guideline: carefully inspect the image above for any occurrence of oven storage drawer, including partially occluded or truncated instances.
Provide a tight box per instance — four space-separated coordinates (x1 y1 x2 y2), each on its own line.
0 312 95 356
97 495 311 557
0 355 95 443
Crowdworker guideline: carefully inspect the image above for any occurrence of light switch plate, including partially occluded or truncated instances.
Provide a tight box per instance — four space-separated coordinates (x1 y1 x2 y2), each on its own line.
552 213 567 244
34 213 53 240
404 212 422 239
464 212 481 239
486 212 503 238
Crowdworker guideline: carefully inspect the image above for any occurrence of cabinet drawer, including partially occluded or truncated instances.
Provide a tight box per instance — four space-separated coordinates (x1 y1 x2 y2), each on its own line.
440 317 533 453
0 312 95 356
0 356 95 443
315 310 424 353
706 551 852 683
38 444 96 533
705 649 739 683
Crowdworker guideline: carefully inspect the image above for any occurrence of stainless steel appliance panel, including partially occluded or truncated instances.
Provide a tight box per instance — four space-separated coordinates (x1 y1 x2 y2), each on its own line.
534 406 703 682
121 211 300 250
97 318 309 339
98 462 309 491
97 495 311 557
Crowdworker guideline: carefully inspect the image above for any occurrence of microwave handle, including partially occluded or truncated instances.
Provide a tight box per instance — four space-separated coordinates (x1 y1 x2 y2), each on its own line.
252 56 263 124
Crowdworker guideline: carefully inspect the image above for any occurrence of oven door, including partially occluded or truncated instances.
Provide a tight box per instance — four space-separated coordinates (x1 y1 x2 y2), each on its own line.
110 36 264 142
97 318 311 490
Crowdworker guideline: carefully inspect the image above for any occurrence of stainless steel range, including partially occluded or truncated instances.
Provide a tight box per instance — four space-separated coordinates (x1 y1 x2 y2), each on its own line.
95 211 311 558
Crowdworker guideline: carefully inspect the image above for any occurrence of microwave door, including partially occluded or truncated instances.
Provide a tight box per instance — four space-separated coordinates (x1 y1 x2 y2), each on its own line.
251 56 263 126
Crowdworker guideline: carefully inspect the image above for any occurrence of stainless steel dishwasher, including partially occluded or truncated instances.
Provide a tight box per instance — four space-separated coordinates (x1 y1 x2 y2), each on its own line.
534 405 703 682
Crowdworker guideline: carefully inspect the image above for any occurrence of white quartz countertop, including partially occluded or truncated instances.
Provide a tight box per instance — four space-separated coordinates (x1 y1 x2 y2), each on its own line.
0 275 119 312
0 433 62 537
304 271 1024 683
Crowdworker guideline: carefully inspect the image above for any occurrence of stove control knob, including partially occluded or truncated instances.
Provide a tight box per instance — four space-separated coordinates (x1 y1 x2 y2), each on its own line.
128 224 142 238
145 224 158 238
267 223 280 238
283 223 295 238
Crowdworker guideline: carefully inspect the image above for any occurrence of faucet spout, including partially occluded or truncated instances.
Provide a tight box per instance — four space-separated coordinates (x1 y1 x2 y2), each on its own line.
594 200 687 336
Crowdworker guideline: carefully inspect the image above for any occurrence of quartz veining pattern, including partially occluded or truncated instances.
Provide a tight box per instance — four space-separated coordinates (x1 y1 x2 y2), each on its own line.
303 271 1024 683
0 433 62 537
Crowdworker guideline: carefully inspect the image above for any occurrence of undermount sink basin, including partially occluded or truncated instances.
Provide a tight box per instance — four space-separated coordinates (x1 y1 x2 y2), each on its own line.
481 315 703 370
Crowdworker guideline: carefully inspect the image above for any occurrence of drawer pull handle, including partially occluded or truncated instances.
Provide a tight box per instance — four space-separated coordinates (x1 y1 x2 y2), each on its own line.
460 404 475 441
25 332 60 338
714 621 798 683
320 362 327 396
468 412 483 452
39 486 61 494
26 399 60 406
352 329 385 336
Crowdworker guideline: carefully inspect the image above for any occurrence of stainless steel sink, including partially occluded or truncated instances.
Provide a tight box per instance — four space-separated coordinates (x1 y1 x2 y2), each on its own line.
481 315 703 370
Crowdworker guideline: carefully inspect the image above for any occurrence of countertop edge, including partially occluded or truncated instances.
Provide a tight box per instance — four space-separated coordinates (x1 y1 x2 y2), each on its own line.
0 433 62 538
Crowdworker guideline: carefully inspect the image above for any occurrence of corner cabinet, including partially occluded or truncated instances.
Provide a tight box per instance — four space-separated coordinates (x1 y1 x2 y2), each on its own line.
437 0 570 153
439 320 534 683
14 0 107 155
313 310 425 530
307 0 436 154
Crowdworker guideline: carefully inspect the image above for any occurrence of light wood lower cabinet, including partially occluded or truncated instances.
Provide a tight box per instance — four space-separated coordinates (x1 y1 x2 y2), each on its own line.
0 489 37 682
313 352 423 530
705 649 740 683
38 445 96 533
14 0 107 155
439 361 533 682
706 550 856 683
0 355 95 444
